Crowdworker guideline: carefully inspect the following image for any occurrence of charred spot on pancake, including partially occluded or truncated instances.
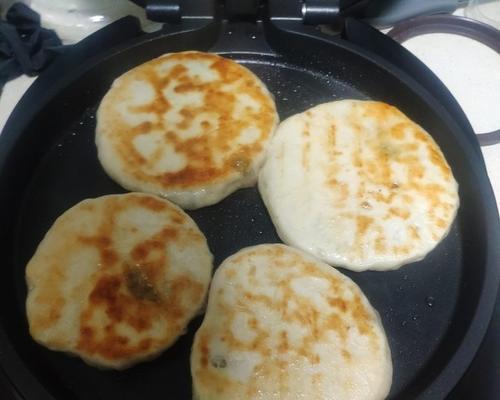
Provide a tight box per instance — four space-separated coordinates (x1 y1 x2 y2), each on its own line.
210 355 227 369
124 264 160 302
231 157 250 173
361 201 372 209
342 349 352 360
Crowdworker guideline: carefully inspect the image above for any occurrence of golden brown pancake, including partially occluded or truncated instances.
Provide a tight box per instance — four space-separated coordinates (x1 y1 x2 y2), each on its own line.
259 100 459 271
191 244 392 400
26 193 213 369
96 51 279 209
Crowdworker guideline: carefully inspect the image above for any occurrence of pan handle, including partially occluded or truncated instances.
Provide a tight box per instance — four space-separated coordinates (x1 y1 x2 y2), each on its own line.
341 17 482 157
129 0 182 23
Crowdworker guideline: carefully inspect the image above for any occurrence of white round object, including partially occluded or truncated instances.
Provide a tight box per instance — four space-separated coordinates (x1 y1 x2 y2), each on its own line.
96 51 278 209
403 33 500 134
26 193 213 369
258 100 459 271
191 244 392 400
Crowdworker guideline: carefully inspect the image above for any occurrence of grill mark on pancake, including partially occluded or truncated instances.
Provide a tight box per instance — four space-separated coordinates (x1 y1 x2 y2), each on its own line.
390 122 408 140
301 120 313 183
374 226 387 254
101 52 276 189
412 128 452 177
355 216 373 257
427 143 453 178
78 270 204 360
352 118 369 203
302 141 311 169
316 102 457 260
148 146 164 166
204 248 376 359
436 218 447 229
30 263 66 330
326 178 349 205
78 319 154 361
409 225 420 240
387 207 410 220
326 122 353 207
277 330 289 353
393 245 411 255
76 195 173 271
328 297 348 312
363 102 397 121
129 226 178 283
302 119 310 137
312 372 322 385
351 295 376 346
329 123 337 147
78 235 119 266
342 349 352 361
225 268 236 279
356 215 373 236
129 67 171 116
276 358 291 395
374 239 387 255
408 161 425 180
374 142 394 187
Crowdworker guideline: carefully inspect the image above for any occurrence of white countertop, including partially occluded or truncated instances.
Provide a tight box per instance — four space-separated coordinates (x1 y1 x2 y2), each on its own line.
1 6 500 213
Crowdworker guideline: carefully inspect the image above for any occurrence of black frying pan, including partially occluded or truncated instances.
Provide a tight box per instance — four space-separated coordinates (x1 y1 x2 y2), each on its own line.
0 1 498 399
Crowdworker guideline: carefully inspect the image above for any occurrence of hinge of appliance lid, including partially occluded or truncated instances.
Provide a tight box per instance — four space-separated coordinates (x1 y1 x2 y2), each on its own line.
145 1 181 23
302 0 370 24
129 0 216 23
301 0 340 24
267 0 368 25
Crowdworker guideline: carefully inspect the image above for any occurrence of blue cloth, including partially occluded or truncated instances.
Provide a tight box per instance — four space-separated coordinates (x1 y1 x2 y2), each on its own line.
0 3 66 89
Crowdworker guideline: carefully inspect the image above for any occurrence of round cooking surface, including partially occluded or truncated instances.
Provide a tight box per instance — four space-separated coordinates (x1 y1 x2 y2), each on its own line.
0 22 498 400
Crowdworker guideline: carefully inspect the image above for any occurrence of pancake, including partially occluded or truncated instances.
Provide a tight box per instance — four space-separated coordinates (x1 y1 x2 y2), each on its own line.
258 100 459 271
191 244 392 400
96 51 279 209
26 193 213 369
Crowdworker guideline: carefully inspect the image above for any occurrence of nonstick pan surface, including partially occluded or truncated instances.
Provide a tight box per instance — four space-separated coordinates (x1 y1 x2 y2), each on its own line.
0 18 498 400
